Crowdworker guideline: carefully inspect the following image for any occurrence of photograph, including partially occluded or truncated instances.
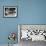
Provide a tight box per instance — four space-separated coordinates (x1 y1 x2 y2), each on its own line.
18 24 46 41
4 6 17 17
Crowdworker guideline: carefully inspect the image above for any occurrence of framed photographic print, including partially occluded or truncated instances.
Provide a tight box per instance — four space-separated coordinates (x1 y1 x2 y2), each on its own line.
3 6 17 17
18 24 46 42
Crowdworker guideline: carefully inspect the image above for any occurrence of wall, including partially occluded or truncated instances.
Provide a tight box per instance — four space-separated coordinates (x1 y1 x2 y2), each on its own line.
0 0 18 44
0 0 46 45
18 0 46 24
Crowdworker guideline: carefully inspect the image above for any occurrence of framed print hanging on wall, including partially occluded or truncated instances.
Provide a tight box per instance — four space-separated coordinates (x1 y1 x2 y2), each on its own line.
3 6 17 18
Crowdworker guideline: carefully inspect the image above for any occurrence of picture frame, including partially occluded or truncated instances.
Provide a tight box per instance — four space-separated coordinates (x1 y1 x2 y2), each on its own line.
3 6 17 18
18 24 46 42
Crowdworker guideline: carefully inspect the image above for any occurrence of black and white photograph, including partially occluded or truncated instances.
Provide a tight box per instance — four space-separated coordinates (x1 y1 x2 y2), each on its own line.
4 6 17 17
18 24 46 46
